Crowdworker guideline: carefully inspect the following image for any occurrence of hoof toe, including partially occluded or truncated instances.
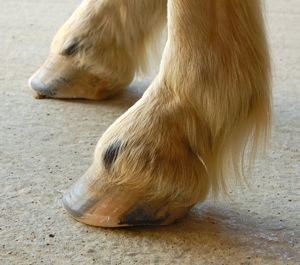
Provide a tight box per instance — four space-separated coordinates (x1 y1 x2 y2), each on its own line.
29 73 57 98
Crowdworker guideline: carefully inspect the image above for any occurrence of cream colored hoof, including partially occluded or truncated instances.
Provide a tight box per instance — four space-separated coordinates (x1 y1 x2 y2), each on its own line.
29 55 127 100
62 171 191 227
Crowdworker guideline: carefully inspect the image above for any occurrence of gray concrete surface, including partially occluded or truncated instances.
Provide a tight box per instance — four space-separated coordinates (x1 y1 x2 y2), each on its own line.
0 0 299 264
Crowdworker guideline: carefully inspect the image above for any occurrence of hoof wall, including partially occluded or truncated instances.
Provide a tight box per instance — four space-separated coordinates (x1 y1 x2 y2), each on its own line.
62 178 191 228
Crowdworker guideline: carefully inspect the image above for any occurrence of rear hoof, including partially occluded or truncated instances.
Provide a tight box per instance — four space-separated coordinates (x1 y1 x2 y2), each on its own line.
28 54 127 100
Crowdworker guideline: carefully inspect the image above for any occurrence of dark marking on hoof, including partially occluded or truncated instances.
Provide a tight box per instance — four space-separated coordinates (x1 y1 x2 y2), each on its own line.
119 205 169 226
61 39 81 56
103 140 123 170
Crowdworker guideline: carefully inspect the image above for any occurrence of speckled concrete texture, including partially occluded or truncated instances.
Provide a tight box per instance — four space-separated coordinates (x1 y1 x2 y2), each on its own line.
0 0 299 264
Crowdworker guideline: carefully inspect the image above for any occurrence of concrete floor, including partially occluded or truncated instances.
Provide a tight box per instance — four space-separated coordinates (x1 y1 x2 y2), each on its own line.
0 0 299 264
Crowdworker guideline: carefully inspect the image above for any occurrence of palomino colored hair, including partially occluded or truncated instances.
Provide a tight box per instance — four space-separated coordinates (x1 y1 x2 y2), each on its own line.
29 0 271 226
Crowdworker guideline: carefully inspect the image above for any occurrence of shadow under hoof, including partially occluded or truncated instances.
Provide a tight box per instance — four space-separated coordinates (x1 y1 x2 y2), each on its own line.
42 79 151 113
100 203 299 262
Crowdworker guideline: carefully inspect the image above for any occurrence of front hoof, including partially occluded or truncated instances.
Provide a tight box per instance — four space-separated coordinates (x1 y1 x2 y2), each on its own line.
62 175 190 227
